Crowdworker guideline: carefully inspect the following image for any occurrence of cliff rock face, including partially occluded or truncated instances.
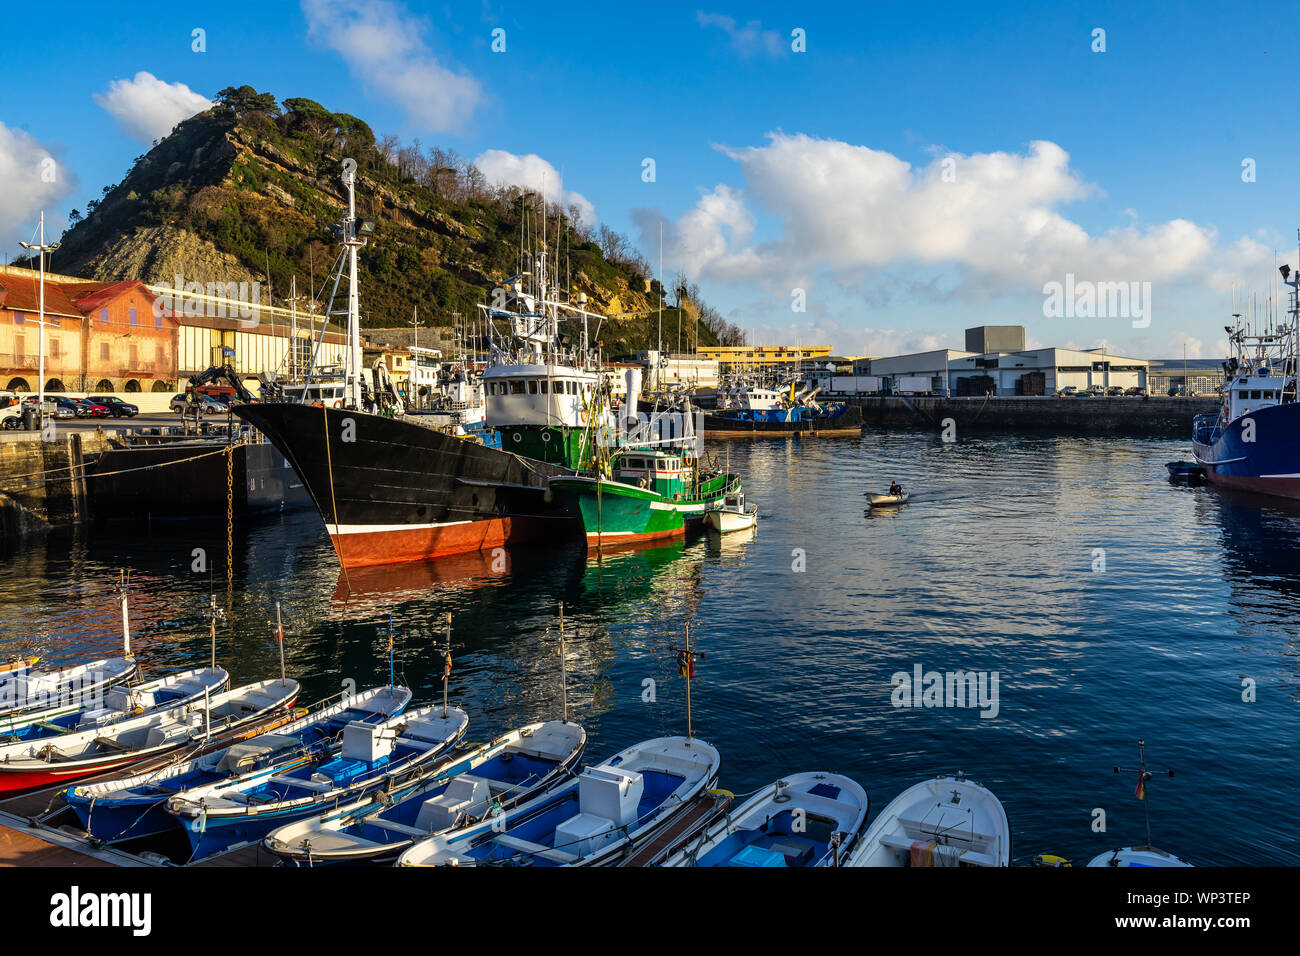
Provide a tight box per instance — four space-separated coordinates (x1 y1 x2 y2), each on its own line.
46 92 705 351
70 224 257 288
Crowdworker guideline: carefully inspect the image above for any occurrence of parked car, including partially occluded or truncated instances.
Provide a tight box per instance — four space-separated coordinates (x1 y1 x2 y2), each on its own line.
1059 386 1079 396
171 393 229 416
1168 385 1187 397
85 396 139 418
1087 385 1106 397
1107 386 1125 396
75 399 110 418
1124 386 1146 396
23 397 74 420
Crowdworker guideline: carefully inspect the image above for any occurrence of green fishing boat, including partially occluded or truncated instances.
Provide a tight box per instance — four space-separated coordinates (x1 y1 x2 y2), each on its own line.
549 445 739 546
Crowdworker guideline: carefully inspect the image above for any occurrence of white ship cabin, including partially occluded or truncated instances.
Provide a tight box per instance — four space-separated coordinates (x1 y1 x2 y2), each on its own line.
483 365 599 428
1227 365 1293 421
723 385 782 411
283 381 346 406
616 450 688 496
407 346 443 392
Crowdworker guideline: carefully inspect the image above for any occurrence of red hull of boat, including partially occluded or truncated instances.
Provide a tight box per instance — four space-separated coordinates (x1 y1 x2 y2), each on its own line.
328 515 575 568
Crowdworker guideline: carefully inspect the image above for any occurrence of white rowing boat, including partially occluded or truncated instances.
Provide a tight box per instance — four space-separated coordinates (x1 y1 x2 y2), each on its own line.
1087 846 1193 867
845 773 1009 867
865 491 910 507
703 491 757 534
661 771 868 867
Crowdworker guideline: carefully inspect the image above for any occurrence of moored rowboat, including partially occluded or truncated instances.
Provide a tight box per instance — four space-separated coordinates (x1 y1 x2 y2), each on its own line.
661 771 868 867
845 773 1009 867
264 719 587 866
397 735 721 867
0 678 299 795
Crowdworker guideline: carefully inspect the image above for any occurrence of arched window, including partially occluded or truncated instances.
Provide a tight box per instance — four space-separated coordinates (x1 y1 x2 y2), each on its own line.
44 378 65 392
125 380 142 393
151 381 171 392
94 379 114 393
7 378 30 393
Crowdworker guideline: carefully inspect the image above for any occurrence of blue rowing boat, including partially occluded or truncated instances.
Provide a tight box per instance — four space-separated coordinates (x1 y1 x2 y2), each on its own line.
65 684 411 845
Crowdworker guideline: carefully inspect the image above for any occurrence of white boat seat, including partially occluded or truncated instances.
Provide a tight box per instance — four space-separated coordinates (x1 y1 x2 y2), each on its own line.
399 718 458 745
507 732 575 762
898 811 989 838
413 775 490 833
489 833 579 864
878 831 999 865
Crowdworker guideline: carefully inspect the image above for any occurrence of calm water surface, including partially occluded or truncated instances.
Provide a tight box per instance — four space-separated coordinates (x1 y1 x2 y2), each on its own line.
2 431 1297 865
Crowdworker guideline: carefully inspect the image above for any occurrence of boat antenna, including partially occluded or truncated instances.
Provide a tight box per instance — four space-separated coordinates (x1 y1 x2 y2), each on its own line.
669 623 704 741
438 612 463 718
1113 739 1174 851
114 569 132 659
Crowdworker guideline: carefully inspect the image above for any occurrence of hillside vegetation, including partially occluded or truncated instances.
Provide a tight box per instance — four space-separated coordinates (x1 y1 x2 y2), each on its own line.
44 86 744 352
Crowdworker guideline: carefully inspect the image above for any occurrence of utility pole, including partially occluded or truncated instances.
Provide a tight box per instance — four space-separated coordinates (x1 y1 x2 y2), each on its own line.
19 212 60 408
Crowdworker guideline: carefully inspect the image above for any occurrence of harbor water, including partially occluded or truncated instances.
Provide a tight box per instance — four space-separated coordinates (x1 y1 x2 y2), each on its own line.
1 431 1296 865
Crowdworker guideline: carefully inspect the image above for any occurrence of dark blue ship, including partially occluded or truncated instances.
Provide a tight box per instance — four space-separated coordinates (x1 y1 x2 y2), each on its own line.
1192 256 1300 498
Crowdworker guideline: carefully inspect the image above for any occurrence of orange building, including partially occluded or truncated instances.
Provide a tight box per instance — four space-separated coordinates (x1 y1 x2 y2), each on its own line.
0 267 179 394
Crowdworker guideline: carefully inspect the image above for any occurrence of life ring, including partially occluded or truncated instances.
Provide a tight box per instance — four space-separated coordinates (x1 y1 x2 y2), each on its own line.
333 400 343 409
579 408 588 424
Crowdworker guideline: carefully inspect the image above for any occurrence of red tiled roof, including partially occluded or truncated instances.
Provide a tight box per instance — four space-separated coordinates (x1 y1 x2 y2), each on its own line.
0 273 83 319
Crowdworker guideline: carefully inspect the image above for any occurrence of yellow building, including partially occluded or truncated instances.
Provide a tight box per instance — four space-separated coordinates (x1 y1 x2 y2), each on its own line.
698 345 832 368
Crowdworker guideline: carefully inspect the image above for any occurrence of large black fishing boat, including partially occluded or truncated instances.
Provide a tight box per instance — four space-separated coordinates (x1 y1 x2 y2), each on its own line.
234 160 607 568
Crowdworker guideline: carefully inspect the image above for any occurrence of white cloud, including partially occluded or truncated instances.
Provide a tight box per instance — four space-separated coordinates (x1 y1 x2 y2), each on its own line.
654 132 1277 302
474 149 597 225
0 123 76 246
93 72 212 143
696 12 784 56
303 0 485 132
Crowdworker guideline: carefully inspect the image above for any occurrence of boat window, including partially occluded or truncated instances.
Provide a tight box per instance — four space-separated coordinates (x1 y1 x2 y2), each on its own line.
528 381 538 394
510 380 525 395
540 381 548 394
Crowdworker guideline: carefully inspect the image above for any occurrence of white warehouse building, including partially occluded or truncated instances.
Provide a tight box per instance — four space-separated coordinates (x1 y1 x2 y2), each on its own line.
849 328 1149 396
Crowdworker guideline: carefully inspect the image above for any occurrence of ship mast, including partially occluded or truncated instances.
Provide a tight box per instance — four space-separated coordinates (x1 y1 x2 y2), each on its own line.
342 161 366 410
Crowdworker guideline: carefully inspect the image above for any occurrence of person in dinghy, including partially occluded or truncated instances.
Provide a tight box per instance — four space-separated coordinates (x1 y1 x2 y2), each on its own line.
889 481 903 496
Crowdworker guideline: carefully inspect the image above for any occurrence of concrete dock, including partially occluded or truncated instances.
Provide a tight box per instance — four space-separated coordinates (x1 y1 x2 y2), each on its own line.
854 395 1218 436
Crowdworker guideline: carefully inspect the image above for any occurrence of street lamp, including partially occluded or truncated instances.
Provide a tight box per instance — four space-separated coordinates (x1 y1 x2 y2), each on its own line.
18 211 61 408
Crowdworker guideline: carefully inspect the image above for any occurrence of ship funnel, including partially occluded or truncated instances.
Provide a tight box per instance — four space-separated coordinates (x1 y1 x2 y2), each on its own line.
624 368 642 428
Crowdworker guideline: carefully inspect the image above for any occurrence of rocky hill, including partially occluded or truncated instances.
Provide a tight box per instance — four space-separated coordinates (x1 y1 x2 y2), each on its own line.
48 85 727 351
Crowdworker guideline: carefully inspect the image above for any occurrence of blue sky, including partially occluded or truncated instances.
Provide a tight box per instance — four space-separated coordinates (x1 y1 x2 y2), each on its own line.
2 1 1296 358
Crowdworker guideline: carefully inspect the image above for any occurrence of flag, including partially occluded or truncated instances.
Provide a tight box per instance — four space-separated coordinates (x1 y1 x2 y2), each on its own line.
1135 771 1147 800
677 650 694 679
443 655 453 679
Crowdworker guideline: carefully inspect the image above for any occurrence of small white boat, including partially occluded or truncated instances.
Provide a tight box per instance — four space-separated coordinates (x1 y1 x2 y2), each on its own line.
865 491 910 507
661 772 868 867
0 678 299 795
703 491 757 534
0 657 138 720
263 720 587 865
846 773 1010 867
1 666 229 743
397 735 722 867
1087 846 1193 867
